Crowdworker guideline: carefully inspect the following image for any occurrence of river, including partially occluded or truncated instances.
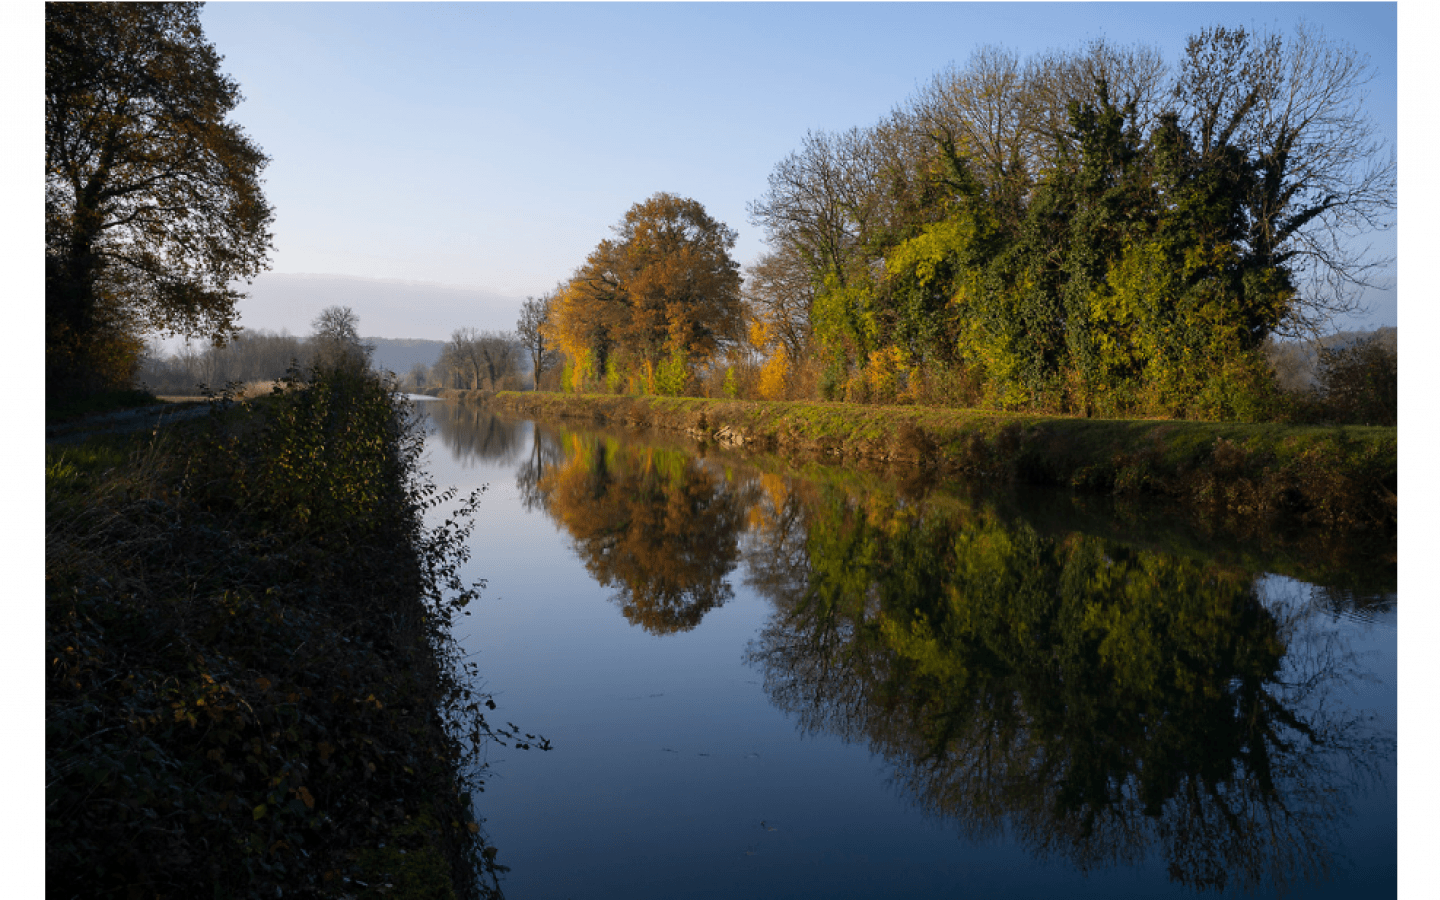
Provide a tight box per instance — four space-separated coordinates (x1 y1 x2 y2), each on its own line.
415 400 1397 899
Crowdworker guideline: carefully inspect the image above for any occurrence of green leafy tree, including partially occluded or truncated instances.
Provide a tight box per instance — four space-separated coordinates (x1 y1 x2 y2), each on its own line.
46 1 274 393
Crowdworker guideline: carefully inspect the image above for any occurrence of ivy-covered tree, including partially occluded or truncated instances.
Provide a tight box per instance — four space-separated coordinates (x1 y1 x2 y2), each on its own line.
747 22 1392 420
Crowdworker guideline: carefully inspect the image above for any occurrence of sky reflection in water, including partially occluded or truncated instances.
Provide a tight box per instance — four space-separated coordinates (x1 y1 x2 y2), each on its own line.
416 403 1396 900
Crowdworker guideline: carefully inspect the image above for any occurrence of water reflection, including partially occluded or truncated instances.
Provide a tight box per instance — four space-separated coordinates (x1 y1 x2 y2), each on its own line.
434 406 1394 896
742 483 1390 895
525 429 751 634
426 400 529 467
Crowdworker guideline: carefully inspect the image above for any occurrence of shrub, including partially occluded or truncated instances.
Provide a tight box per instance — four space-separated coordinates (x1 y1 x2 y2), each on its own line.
758 346 790 401
654 350 690 397
1313 335 1397 426
47 365 531 899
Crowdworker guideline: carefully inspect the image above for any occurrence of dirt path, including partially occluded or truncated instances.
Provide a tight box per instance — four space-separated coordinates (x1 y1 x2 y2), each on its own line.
45 399 211 446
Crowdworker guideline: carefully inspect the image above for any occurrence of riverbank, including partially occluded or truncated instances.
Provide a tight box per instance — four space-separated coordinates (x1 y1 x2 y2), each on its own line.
435 389 1396 532
47 373 509 899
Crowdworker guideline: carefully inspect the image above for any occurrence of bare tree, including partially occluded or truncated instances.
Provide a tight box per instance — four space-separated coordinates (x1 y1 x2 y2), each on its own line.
476 331 519 390
310 305 372 372
516 292 560 390
747 127 886 288
1023 38 1169 164
445 327 517 390
909 45 1033 200
743 246 814 363
445 328 485 389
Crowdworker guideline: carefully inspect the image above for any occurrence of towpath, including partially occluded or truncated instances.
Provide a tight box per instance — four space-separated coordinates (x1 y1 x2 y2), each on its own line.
45 399 211 446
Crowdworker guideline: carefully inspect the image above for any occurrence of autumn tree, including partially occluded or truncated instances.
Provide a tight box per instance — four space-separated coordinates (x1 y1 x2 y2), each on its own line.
46 2 274 392
554 193 742 392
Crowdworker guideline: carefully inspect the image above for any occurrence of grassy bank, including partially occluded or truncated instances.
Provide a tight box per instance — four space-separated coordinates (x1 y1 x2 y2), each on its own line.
450 390 1396 532
47 372 522 899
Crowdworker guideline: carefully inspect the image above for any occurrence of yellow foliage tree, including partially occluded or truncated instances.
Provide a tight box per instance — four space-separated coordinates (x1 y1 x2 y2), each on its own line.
758 344 790 401
549 194 743 393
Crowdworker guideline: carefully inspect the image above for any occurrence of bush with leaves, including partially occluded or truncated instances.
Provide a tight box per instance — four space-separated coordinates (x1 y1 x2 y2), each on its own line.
47 364 544 899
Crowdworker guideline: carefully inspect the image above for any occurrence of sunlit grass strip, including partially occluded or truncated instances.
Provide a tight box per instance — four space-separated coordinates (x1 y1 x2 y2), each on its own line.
483 392 1395 532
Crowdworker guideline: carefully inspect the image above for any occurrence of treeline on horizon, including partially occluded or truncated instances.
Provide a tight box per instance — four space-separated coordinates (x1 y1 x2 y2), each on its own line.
523 24 1395 426
139 325 539 396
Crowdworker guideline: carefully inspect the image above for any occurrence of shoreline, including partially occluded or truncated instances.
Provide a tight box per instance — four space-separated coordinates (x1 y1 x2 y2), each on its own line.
430 389 1396 533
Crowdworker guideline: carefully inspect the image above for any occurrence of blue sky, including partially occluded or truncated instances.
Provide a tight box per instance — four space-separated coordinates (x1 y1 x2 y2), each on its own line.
173 1 1400 339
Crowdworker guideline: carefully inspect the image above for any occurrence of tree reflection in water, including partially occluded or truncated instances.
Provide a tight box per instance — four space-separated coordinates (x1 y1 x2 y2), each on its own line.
742 482 1391 895
427 401 528 467
528 431 751 634
433 407 1391 895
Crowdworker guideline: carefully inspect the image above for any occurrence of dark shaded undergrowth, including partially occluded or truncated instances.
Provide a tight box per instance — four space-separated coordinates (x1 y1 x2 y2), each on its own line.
47 368 537 899
46 386 166 423
467 391 1395 534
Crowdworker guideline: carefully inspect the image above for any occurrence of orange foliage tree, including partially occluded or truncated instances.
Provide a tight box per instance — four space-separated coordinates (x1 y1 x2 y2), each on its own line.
548 193 742 392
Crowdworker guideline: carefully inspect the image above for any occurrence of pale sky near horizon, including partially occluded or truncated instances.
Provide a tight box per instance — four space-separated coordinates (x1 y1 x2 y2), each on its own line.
175 1 1400 340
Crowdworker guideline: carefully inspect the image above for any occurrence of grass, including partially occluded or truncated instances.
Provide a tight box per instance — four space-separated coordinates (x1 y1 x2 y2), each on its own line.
479 391 1396 533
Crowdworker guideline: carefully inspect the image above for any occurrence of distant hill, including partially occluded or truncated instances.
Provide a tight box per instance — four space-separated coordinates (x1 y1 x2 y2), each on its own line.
367 337 447 375
234 272 524 339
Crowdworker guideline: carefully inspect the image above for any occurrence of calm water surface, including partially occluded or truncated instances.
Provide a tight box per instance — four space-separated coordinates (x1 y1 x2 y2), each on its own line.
416 402 1396 899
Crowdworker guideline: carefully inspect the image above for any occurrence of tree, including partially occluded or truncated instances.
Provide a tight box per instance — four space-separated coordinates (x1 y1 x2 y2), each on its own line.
555 193 742 391
743 246 814 365
443 328 485 389
474 331 518 390
516 292 559 389
747 128 884 290
1313 331 1397 425
46 2 274 391
1172 24 1396 337
442 328 516 390
310 306 372 373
